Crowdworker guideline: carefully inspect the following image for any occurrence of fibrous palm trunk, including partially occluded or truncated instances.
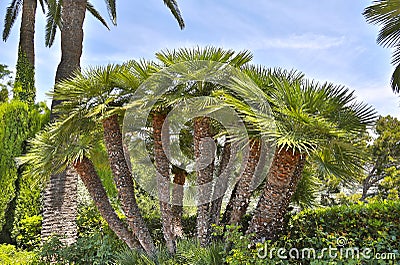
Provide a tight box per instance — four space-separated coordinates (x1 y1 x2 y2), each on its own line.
152 112 176 254
246 147 303 240
15 0 37 105
194 117 215 246
73 156 139 250
210 142 231 226
222 138 261 225
42 0 86 246
103 114 156 256
19 0 36 65
171 166 186 238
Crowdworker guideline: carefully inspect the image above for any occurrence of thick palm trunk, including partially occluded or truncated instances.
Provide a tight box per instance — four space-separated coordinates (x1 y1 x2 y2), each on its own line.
194 117 215 246
19 0 36 65
50 0 86 113
210 142 231 226
171 166 186 238
73 156 139 250
103 114 155 256
14 0 37 104
246 148 302 240
43 0 86 245
152 113 176 254
222 138 260 225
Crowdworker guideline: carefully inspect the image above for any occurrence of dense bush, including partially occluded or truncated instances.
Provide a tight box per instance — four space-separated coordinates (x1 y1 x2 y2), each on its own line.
221 200 400 264
0 244 37 265
12 215 41 251
39 232 124 265
0 101 48 244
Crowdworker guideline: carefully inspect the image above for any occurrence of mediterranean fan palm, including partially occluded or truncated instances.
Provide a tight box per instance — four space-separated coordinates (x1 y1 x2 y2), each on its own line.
155 46 253 246
220 65 376 239
49 62 157 255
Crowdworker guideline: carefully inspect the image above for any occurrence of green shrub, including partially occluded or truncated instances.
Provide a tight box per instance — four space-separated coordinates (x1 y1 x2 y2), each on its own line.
115 239 224 265
39 232 124 265
0 244 37 265
13 215 42 250
217 200 400 264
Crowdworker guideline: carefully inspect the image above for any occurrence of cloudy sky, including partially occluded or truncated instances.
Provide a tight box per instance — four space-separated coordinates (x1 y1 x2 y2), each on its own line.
0 0 399 117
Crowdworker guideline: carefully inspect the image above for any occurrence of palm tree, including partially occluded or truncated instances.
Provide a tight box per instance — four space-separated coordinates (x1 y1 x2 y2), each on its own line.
21 120 140 250
51 62 157 255
156 47 253 246
2 0 113 103
363 0 400 93
221 138 261 225
236 69 377 239
152 109 177 254
2 0 47 104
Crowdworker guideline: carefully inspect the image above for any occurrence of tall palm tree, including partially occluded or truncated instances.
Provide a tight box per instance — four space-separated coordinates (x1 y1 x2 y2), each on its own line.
2 0 47 104
156 46 253 246
21 120 140 250
363 0 400 93
51 62 157 255
236 69 377 239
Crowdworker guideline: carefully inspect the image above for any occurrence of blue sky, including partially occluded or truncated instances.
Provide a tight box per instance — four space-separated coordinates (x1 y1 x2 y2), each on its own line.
0 0 399 117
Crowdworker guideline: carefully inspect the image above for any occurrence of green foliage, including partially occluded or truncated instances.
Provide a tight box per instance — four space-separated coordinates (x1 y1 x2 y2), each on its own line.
39 232 124 265
13 49 35 104
0 64 12 102
115 239 224 265
212 200 400 264
0 64 12 87
12 215 41 251
0 244 37 265
362 115 400 201
0 101 48 243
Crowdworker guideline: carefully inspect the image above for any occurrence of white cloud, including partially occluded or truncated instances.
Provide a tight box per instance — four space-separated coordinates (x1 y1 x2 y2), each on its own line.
247 34 346 51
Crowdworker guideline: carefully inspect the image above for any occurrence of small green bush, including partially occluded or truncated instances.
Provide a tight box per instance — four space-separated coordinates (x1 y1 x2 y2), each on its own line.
39 232 124 265
0 244 37 265
13 215 41 250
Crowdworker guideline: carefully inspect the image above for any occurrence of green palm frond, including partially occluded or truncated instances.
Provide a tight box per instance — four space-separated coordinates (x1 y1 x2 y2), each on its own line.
45 0 117 47
156 46 252 67
162 0 185 29
102 0 116 25
20 115 101 181
363 0 400 47
87 2 110 30
291 164 321 208
45 0 62 47
363 0 400 92
2 0 22 41
38 0 46 13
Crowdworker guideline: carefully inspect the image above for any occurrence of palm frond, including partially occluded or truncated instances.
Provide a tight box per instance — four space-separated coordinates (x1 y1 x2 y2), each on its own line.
162 0 185 29
391 63 400 92
45 0 62 47
103 0 117 25
2 0 22 41
363 0 400 48
363 0 400 92
87 1 110 30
